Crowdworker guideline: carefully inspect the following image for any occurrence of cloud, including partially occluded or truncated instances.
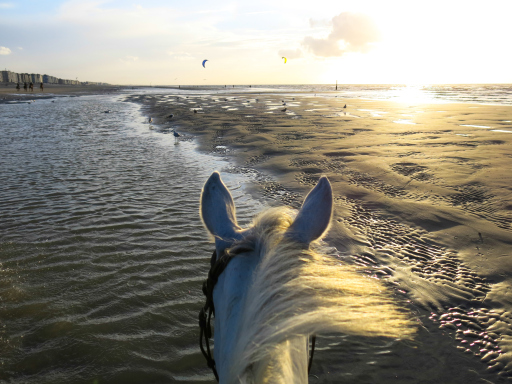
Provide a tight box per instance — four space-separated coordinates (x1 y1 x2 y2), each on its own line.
0 3 14 8
302 12 380 57
278 48 303 60
0 46 12 55
309 18 331 28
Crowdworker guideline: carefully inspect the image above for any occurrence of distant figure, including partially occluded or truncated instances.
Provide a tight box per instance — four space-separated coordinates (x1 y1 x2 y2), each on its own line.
194 109 197 113
16 83 20 91
281 107 287 112
29 82 34 92
24 83 28 91
40 82 44 92
148 117 153 123
168 114 174 119
343 104 347 108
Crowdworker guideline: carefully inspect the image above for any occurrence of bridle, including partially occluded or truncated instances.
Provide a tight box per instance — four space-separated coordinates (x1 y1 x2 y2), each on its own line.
199 249 316 382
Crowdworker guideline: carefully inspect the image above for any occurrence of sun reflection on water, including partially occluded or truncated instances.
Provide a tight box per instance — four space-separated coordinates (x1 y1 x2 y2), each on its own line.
390 85 441 104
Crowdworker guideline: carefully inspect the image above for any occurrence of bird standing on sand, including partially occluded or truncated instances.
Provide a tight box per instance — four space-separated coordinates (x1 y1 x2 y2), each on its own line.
343 104 347 108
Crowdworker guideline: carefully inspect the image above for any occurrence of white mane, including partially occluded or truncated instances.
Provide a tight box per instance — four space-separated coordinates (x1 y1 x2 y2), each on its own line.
225 207 414 383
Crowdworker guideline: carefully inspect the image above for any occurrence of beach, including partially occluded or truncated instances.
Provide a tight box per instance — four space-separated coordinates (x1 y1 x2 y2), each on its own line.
0 83 123 103
128 89 512 378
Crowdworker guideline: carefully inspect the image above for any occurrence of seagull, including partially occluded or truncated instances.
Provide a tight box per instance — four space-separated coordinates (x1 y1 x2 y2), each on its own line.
172 129 181 143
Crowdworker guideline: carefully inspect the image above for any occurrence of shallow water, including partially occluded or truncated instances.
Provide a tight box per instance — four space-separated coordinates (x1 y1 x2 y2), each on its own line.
0 95 263 383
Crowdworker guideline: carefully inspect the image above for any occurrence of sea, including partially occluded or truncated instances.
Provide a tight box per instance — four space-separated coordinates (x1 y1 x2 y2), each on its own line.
0 84 511 383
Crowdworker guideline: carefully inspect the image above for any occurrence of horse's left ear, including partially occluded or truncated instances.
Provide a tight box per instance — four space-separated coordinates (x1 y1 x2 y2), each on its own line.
286 176 333 244
200 172 243 253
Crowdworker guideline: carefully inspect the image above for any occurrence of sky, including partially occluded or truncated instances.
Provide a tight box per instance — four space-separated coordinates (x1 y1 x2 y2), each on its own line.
1 0 511 85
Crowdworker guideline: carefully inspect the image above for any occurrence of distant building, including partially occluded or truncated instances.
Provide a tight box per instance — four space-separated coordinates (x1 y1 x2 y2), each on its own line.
1 70 19 83
2 70 107 86
31 73 43 83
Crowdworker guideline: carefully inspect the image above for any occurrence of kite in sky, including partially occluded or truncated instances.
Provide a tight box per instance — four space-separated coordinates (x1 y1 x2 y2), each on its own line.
202 59 208 68
282 57 287 64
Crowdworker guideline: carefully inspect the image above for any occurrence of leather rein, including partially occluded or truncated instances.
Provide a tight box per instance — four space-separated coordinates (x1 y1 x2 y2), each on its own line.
199 249 316 381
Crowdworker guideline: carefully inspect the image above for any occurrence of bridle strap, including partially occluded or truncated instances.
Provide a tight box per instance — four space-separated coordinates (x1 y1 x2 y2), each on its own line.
199 249 317 381
199 250 231 381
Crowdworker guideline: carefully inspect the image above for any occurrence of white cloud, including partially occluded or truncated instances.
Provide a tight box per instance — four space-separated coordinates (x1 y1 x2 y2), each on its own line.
302 12 380 57
0 46 12 55
0 3 14 8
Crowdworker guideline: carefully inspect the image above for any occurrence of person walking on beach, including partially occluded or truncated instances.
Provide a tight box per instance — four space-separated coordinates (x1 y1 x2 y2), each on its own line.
40 82 44 92
16 83 20 91
29 82 34 92
23 82 27 91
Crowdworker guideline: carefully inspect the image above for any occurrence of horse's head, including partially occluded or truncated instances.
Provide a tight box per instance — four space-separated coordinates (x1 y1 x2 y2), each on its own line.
200 172 332 383
199 172 413 384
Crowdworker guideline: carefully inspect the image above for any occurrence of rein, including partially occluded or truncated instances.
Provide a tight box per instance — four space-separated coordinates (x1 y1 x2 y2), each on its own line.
199 249 317 382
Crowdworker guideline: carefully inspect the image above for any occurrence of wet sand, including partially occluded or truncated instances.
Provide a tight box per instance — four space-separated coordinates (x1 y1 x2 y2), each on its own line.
128 91 512 379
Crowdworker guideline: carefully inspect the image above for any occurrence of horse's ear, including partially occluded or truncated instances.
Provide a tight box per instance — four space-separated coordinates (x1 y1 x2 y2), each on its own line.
200 172 242 252
286 176 333 244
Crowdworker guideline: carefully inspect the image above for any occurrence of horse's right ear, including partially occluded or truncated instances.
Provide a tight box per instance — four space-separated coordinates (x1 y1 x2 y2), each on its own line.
200 172 242 252
286 176 333 244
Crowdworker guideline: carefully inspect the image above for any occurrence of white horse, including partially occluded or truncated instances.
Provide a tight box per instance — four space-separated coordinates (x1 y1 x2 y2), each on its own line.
200 172 414 384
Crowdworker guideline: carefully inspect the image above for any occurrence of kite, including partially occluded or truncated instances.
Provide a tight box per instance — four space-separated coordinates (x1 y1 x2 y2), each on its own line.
282 57 287 64
202 59 208 68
